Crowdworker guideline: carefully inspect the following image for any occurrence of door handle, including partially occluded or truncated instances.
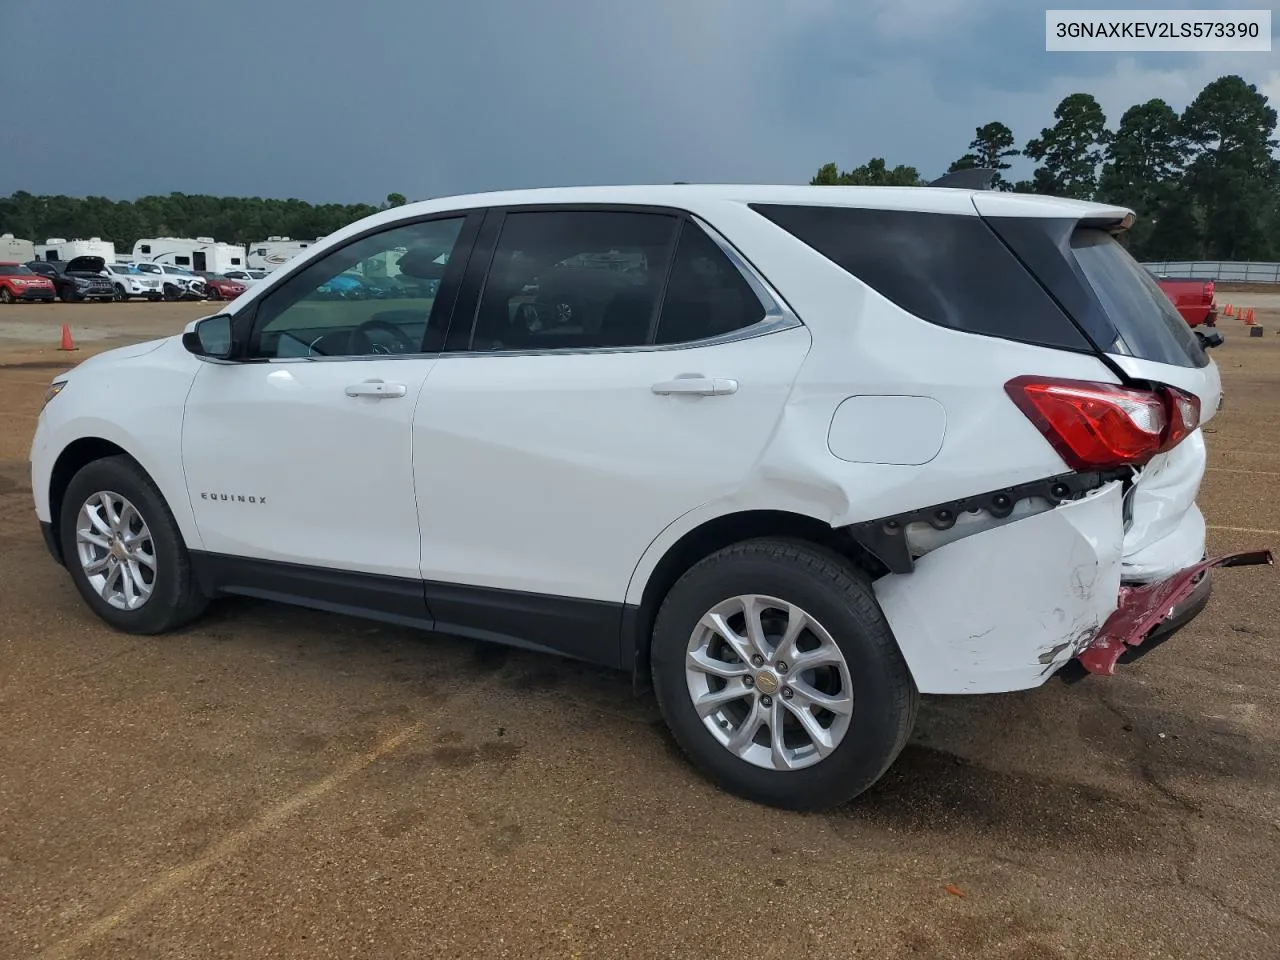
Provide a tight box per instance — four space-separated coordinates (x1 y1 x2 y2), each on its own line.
651 376 738 397
345 379 407 399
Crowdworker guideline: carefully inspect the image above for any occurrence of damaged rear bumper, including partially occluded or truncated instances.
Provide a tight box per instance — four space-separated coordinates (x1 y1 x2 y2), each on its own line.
871 476 1272 695
1074 550 1273 676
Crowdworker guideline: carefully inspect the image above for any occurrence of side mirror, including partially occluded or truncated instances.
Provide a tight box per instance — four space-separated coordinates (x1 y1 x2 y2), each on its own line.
182 314 234 359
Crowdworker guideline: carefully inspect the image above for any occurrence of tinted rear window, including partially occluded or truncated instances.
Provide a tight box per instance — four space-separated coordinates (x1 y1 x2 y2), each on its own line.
749 204 1090 351
1069 229 1206 368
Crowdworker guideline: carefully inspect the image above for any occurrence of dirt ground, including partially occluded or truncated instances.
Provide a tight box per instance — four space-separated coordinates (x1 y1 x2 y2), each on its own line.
1 301 1278 960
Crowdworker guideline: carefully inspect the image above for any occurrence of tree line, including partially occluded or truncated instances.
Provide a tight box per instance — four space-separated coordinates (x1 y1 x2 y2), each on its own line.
811 74 1278 261
0 192 410 253
3 74 1275 261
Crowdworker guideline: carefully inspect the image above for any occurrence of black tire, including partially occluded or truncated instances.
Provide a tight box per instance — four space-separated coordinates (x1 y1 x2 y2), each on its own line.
61 288 80 303
0 288 13 304
58 455 209 635
113 284 127 302
650 537 918 811
163 284 178 302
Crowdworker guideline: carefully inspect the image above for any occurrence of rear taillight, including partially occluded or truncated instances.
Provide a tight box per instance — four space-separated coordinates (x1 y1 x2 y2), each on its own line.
1005 376 1198 471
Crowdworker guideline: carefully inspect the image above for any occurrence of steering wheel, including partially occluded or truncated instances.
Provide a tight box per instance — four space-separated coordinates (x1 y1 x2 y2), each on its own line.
348 318 419 355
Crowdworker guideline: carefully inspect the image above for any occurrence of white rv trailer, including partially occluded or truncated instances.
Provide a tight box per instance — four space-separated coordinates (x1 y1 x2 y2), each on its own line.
247 236 324 272
0 233 35 263
132 236 248 274
34 237 116 262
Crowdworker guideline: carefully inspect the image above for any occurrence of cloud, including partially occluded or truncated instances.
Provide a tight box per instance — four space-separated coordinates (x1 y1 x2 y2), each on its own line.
0 0 1276 202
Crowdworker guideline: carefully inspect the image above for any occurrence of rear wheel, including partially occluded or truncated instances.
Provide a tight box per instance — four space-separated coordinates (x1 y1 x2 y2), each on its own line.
650 538 918 811
59 456 208 635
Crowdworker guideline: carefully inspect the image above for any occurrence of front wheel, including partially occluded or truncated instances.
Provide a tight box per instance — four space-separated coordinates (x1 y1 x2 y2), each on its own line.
113 284 127 302
58 455 209 634
0 288 13 304
650 538 918 811
162 284 179 302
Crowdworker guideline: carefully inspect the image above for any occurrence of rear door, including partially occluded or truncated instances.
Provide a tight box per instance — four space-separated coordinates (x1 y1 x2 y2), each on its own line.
411 207 811 659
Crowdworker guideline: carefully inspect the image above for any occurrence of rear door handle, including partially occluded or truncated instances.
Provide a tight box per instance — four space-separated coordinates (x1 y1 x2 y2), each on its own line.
651 376 738 397
345 379 407 399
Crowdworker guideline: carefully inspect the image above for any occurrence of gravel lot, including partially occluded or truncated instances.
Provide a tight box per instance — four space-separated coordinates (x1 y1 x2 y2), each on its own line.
1 301 1277 959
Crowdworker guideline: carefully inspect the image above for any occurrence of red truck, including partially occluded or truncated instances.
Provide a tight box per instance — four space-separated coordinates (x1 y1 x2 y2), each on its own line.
1154 275 1223 348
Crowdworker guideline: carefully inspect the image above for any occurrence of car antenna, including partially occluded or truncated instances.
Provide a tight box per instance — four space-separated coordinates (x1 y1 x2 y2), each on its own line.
927 168 999 190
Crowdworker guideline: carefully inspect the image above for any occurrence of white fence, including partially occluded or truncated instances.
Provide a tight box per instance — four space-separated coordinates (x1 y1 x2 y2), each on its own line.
1143 261 1280 283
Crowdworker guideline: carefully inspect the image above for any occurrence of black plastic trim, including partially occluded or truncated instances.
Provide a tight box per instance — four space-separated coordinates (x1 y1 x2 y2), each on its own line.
40 520 64 566
186 551 631 669
189 552 432 627
847 470 1124 575
425 580 628 669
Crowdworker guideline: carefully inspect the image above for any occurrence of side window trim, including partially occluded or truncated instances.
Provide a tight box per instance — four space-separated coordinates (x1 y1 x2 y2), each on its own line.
239 209 482 363
440 207 804 359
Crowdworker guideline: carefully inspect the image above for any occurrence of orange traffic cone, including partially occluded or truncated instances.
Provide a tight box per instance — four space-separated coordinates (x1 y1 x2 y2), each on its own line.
1248 307 1256 323
1224 304 1234 316
58 323 77 351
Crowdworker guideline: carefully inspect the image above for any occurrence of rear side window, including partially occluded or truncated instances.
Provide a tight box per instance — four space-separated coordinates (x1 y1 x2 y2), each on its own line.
1069 229 1206 368
653 222 765 345
750 204 1091 351
470 210 678 351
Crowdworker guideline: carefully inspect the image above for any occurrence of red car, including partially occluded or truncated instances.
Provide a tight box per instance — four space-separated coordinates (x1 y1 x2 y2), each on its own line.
198 273 248 301
0 262 57 303
1154 276 1222 348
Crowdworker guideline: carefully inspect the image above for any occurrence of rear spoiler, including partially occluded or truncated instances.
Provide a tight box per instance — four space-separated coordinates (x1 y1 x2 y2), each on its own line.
928 168 999 190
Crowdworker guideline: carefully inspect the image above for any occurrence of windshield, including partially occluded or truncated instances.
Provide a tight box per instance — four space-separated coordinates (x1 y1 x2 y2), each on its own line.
0 264 34 276
1071 229 1207 368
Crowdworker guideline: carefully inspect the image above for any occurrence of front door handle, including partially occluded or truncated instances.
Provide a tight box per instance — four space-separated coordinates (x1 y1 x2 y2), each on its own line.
345 379 407 399
651 376 738 397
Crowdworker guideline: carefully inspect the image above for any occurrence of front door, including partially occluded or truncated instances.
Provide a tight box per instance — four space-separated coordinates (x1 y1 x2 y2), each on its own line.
412 209 811 659
181 213 473 582
193 251 207 272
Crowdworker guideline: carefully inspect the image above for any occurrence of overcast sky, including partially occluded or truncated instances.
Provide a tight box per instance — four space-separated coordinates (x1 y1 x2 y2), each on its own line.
2 0 1276 204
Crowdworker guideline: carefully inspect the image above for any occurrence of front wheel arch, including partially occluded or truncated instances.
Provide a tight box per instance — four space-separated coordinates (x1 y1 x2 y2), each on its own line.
47 438 147 564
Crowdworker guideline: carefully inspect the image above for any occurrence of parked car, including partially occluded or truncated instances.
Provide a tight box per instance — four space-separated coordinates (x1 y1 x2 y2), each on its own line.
1154 275 1222 348
104 263 164 302
0 261 57 302
28 185 1271 811
196 273 248 301
26 257 115 302
133 262 207 301
222 269 268 284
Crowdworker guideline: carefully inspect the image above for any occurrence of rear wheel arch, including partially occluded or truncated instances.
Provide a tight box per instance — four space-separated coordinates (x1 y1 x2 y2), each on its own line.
626 509 889 686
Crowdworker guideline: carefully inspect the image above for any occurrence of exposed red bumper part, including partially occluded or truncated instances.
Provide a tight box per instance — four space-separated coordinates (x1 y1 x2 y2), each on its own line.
1077 550 1273 676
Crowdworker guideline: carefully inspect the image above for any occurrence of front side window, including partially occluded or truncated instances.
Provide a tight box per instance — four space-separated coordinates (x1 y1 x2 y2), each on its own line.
469 211 678 351
250 216 466 359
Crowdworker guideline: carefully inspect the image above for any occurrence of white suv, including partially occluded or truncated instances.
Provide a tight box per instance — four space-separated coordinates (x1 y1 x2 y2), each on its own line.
29 185 1271 810
133 262 207 300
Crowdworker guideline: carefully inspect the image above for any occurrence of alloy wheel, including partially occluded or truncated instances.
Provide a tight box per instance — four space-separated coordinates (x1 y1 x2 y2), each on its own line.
74 491 157 611
685 594 853 771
